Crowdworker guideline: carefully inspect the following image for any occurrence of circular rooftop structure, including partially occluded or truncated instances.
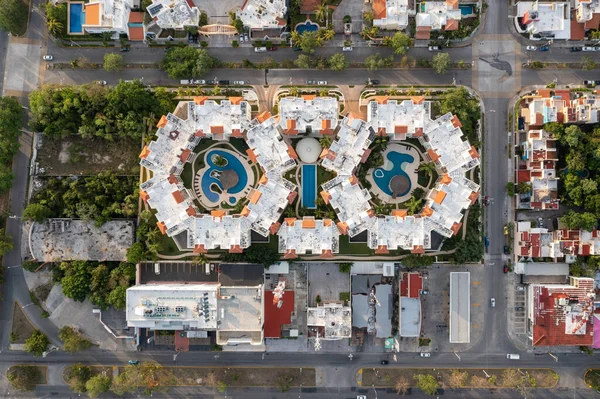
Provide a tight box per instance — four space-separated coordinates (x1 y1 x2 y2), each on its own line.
296 137 321 164
219 169 239 191
390 175 410 199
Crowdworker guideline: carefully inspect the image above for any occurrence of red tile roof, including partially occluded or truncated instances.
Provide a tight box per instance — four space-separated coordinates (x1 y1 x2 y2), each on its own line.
264 290 294 338
399 272 423 298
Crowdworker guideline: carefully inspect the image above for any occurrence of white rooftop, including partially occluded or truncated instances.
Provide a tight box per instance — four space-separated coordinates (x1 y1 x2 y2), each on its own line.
278 96 338 134
307 302 352 340
245 179 295 237
367 98 431 139
83 0 133 32
187 99 251 139
236 0 287 30
147 0 200 29
187 215 250 252
216 285 264 346
373 0 410 29
126 284 219 330
277 217 340 256
416 1 461 30
321 115 375 176
399 297 421 337
323 176 373 237
369 215 427 252
246 116 296 177
517 1 570 40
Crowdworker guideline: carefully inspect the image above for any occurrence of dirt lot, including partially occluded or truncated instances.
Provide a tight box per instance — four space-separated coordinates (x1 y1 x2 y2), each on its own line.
118 366 316 388
37 136 141 176
361 368 558 389
8 365 47 385
11 302 35 344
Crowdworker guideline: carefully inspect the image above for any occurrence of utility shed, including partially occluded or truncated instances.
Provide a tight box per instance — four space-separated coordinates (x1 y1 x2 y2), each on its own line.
449 272 470 343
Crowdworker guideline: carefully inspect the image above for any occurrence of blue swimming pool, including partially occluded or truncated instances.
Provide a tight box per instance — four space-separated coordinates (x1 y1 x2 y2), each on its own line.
295 20 319 35
373 151 415 197
459 5 474 16
201 150 248 204
69 3 84 34
302 164 317 209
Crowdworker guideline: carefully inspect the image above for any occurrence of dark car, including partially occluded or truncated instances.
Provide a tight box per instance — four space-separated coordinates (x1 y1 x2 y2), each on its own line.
218 80 230 85
570 47 582 52
205 80 215 85
307 80 316 84
503 264 508 273
380 360 389 365
120 46 130 52
503 245 509 255
293 47 302 51
128 360 140 365
267 47 277 51
370 79 381 85
539 45 549 51
515 307 524 311
484 236 489 247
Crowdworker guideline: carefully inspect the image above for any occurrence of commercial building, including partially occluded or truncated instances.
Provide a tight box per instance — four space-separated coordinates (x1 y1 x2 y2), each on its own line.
449 272 470 343
146 0 199 30
516 1 570 40
398 272 423 337
307 302 352 340
352 276 393 338
528 277 594 346
415 0 462 40
372 0 412 30
82 0 145 41
278 96 338 135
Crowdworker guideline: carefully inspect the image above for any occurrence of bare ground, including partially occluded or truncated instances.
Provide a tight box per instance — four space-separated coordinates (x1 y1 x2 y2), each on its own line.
10 302 36 344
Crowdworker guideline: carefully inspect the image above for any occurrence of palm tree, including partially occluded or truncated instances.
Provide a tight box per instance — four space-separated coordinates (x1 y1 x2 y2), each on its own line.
321 28 335 41
315 3 328 24
418 162 437 177
213 155 227 167
192 254 208 266
289 86 299 97
319 88 329 97
319 136 332 148
47 19 63 37
374 135 388 150
373 203 386 216
405 197 422 215
290 31 300 47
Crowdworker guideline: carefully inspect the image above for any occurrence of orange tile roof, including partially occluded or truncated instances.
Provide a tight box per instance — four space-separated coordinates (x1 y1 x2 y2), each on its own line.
284 218 296 226
320 191 332 204
440 173 452 185
84 3 100 26
179 149 192 162
284 249 298 259
172 190 185 204
287 191 298 203
285 119 297 135
195 129 206 137
421 206 433 217
321 119 333 134
269 222 281 235
256 111 271 123
375 245 389 254
193 244 207 253
229 245 243 253
392 209 407 218
347 111 362 121
469 145 479 159
570 19 586 41
411 96 425 105
374 96 389 104
445 18 459 31
319 148 329 159
446 0 458 9
287 145 298 159
320 249 335 259
259 175 269 185
336 221 349 235
537 89 552 98
300 0 319 13
157 115 168 128
231 129 242 138
451 115 462 128
427 149 440 162
394 125 408 134
229 96 243 105
323 219 332 227
373 0 386 19
246 149 258 163
240 206 251 217
129 11 144 23
128 26 144 41
584 13 600 30
433 190 447 205
140 191 150 201
210 125 224 134
301 94 316 101
469 191 479 205
211 209 227 218
302 218 316 229
157 221 167 234
193 96 208 105
186 206 197 216
411 245 425 254
415 26 432 40
168 174 178 184
139 145 150 159
249 190 262 204
451 222 462 236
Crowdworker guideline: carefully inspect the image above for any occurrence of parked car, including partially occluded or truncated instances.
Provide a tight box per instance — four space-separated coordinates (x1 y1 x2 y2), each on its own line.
380 360 389 365
504 225 508 235
192 80 205 84
516 286 525 291
503 264 508 273
239 34 244 43
342 46 353 52
204 80 215 85
218 80 230 85
503 245 509 255
232 80 245 85
255 47 267 52
293 47 302 51
180 80 191 85
244 33 249 42
96 80 107 85
596 80 600 86
539 45 549 51
367 79 381 85
120 46 130 52
570 47 582 52
582 47 600 51
525 46 537 51
307 80 316 84
43 55 54 61
507 354 520 360
490 298 496 308
267 46 277 51
515 306 524 311
584 80 596 86
317 81 328 85
420 353 431 358
419 289 430 295
428 46 439 51
128 360 140 365
484 236 490 247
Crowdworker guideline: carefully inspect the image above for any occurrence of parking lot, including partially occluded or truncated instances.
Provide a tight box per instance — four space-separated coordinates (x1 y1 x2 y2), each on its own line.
139 262 218 284
419 264 485 353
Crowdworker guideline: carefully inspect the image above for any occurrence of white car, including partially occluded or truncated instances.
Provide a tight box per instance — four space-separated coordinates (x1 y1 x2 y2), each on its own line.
490 298 496 307
525 46 537 51
516 286 525 291
192 79 205 84
420 353 431 358
43 55 53 61
96 80 107 85
232 80 245 85
239 34 244 43
582 47 600 51
428 46 439 51
254 47 267 52
342 46 353 52
317 81 327 85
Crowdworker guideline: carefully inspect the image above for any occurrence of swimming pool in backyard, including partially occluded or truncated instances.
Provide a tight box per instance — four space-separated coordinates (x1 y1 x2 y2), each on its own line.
68 3 85 34
302 164 317 208
201 150 248 204
459 5 474 16
373 151 415 197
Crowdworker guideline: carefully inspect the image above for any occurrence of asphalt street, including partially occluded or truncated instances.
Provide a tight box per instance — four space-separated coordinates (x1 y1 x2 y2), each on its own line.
2 0 600 397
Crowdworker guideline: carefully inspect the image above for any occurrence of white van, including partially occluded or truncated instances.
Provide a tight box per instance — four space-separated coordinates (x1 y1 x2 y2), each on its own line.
507 354 520 360
205 263 211 275
255 47 267 52
154 263 160 275
180 79 191 85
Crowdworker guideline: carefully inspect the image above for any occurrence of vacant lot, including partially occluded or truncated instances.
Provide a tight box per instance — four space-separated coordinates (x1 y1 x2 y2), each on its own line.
64 365 113 382
361 368 559 389
7 365 47 384
37 136 140 175
11 302 35 344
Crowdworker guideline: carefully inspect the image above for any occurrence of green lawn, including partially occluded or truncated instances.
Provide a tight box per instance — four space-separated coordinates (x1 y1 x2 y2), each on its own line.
339 235 373 255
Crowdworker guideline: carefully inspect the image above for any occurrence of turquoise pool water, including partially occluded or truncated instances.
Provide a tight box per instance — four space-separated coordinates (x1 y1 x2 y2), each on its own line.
373 151 415 197
201 150 248 204
296 20 319 35
302 164 317 208
69 3 84 34
459 5 474 15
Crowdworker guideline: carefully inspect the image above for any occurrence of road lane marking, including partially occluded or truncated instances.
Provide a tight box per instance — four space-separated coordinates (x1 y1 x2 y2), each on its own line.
473 281 481 285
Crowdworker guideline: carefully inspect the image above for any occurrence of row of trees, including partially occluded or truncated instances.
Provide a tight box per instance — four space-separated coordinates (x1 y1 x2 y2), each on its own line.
24 172 138 226
0 97 24 192
162 47 218 79
54 261 135 310
0 0 28 35
29 81 175 141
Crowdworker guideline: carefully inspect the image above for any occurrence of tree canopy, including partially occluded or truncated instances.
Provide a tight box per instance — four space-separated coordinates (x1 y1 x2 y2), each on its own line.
29 81 174 141
162 47 217 79
439 87 481 144
25 330 49 356
387 32 412 55
86 374 112 398
23 203 52 222
59 326 92 353
560 211 597 231
110 361 174 395
7 366 41 392
432 52 452 74
328 53 348 72
414 374 439 395
0 0 28 35
103 53 124 72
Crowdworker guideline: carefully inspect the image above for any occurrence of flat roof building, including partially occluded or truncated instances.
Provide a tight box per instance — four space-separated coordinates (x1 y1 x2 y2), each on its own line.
373 0 411 30
516 1 570 41
575 0 600 30
216 285 265 346
449 272 470 343
278 96 338 135
367 97 430 140
146 0 200 29
416 0 462 39
528 277 594 346
277 217 340 259
236 0 287 30
82 0 145 41
399 272 423 337
307 302 352 340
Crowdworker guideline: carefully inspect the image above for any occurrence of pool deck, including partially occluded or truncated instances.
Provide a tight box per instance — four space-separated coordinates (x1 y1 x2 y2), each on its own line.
367 144 422 204
67 2 85 35
193 146 254 209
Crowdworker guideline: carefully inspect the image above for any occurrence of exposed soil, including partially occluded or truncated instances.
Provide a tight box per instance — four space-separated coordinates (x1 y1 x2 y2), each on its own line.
37 136 141 176
10 302 36 344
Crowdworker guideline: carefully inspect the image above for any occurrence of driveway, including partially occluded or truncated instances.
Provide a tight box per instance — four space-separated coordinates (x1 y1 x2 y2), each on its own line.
332 0 364 33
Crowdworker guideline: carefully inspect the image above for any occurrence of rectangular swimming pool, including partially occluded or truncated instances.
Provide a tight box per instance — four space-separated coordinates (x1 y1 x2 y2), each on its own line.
69 3 84 34
459 5 474 16
301 164 317 209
